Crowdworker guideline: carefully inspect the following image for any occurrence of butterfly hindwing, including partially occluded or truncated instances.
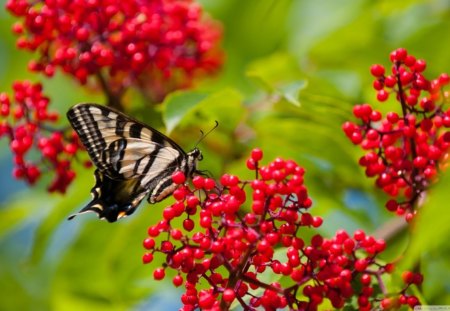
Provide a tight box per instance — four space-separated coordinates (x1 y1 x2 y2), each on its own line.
67 103 202 222
67 169 149 222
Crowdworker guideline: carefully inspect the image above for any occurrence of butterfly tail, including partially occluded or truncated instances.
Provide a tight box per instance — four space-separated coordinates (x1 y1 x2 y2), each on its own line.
68 169 145 222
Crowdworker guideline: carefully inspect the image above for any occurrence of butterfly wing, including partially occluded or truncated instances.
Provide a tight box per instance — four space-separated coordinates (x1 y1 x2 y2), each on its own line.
67 103 195 222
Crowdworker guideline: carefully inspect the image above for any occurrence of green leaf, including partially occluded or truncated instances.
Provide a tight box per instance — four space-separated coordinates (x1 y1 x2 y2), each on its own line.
162 91 208 134
0 193 43 238
401 170 450 270
246 52 302 92
182 88 244 132
245 53 307 106
163 88 244 134
276 80 307 106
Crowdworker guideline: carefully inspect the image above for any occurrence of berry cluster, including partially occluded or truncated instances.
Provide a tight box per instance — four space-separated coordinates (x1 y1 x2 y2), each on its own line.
343 48 450 221
3 0 223 191
6 0 223 102
0 81 86 193
142 149 420 310
379 270 423 310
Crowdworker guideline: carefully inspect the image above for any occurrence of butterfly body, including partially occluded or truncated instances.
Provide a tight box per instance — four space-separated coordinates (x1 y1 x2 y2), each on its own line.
67 103 202 222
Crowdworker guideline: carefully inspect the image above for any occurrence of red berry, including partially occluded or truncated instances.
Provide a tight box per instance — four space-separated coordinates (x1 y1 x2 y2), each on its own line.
361 274 371 285
407 296 419 308
404 55 416 67
439 73 449 85
377 89 389 101
384 263 395 273
384 75 397 87
170 229 183 240
192 175 205 189
373 79 384 90
412 273 423 285
414 59 426 72
385 199 398 212
351 132 363 144
203 178 215 190
354 258 368 272
198 290 215 309
370 64 385 77
402 271 414 284
370 110 382 121
173 275 183 287
413 156 427 168
147 225 160 237
400 71 413 84
143 238 155 250
251 148 263 161
142 253 153 264
381 298 392 309
222 288 236 303
354 229 366 241
391 48 407 62
153 267 165 280
405 94 417 106
246 158 256 170
311 216 323 228
172 171 186 184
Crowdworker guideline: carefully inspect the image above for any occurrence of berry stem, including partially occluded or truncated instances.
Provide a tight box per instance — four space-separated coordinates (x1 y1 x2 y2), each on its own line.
241 273 281 292
366 269 387 295
219 244 254 309
394 62 421 211
96 71 125 111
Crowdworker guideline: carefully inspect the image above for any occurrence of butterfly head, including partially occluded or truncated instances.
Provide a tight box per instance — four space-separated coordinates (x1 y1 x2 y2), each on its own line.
191 147 203 160
189 146 203 166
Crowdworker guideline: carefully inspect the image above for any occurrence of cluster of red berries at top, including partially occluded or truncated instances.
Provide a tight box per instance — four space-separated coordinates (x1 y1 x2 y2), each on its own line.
0 81 86 193
6 0 223 102
2 0 223 191
343 48 450 222
142 149 421 310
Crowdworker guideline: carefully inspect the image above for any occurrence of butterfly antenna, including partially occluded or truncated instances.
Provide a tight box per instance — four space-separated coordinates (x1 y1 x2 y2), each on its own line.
195 121 219 148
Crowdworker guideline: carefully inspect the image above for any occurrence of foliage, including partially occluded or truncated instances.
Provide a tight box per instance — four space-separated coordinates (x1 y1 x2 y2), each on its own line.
0 0 449 310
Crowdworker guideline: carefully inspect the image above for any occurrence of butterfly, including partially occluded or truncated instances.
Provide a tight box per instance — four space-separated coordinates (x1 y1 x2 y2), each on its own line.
67 103 203 222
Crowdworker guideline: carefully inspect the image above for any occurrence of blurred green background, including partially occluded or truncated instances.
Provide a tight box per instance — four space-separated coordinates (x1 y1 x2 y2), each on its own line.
1 0 450 310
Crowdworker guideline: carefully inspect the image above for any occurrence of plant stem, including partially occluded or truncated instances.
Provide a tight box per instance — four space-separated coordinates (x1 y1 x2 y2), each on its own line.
96 71 124 111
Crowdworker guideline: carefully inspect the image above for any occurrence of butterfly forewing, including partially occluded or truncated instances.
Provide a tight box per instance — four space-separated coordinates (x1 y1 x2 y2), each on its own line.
67 103 202 222
68 104 183 176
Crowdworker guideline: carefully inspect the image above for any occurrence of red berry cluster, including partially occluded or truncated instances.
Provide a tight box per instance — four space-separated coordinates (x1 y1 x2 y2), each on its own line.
142 149 420 310
343 48 450 221
379 270 422 310
6 0 223 101
0 81 86 193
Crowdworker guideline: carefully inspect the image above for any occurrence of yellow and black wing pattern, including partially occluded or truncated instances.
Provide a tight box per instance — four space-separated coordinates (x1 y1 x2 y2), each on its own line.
67 103 202 222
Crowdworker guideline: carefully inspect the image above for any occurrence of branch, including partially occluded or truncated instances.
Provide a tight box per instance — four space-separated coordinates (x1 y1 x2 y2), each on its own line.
96 71 125 111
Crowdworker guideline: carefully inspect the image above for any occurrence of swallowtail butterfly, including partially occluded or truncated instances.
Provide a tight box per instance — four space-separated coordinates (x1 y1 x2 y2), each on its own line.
67 103 203 222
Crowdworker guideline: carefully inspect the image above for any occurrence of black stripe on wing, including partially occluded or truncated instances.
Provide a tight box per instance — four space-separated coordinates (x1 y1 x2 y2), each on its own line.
67 103 185 178
67 104 108 171
68 103 185 151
